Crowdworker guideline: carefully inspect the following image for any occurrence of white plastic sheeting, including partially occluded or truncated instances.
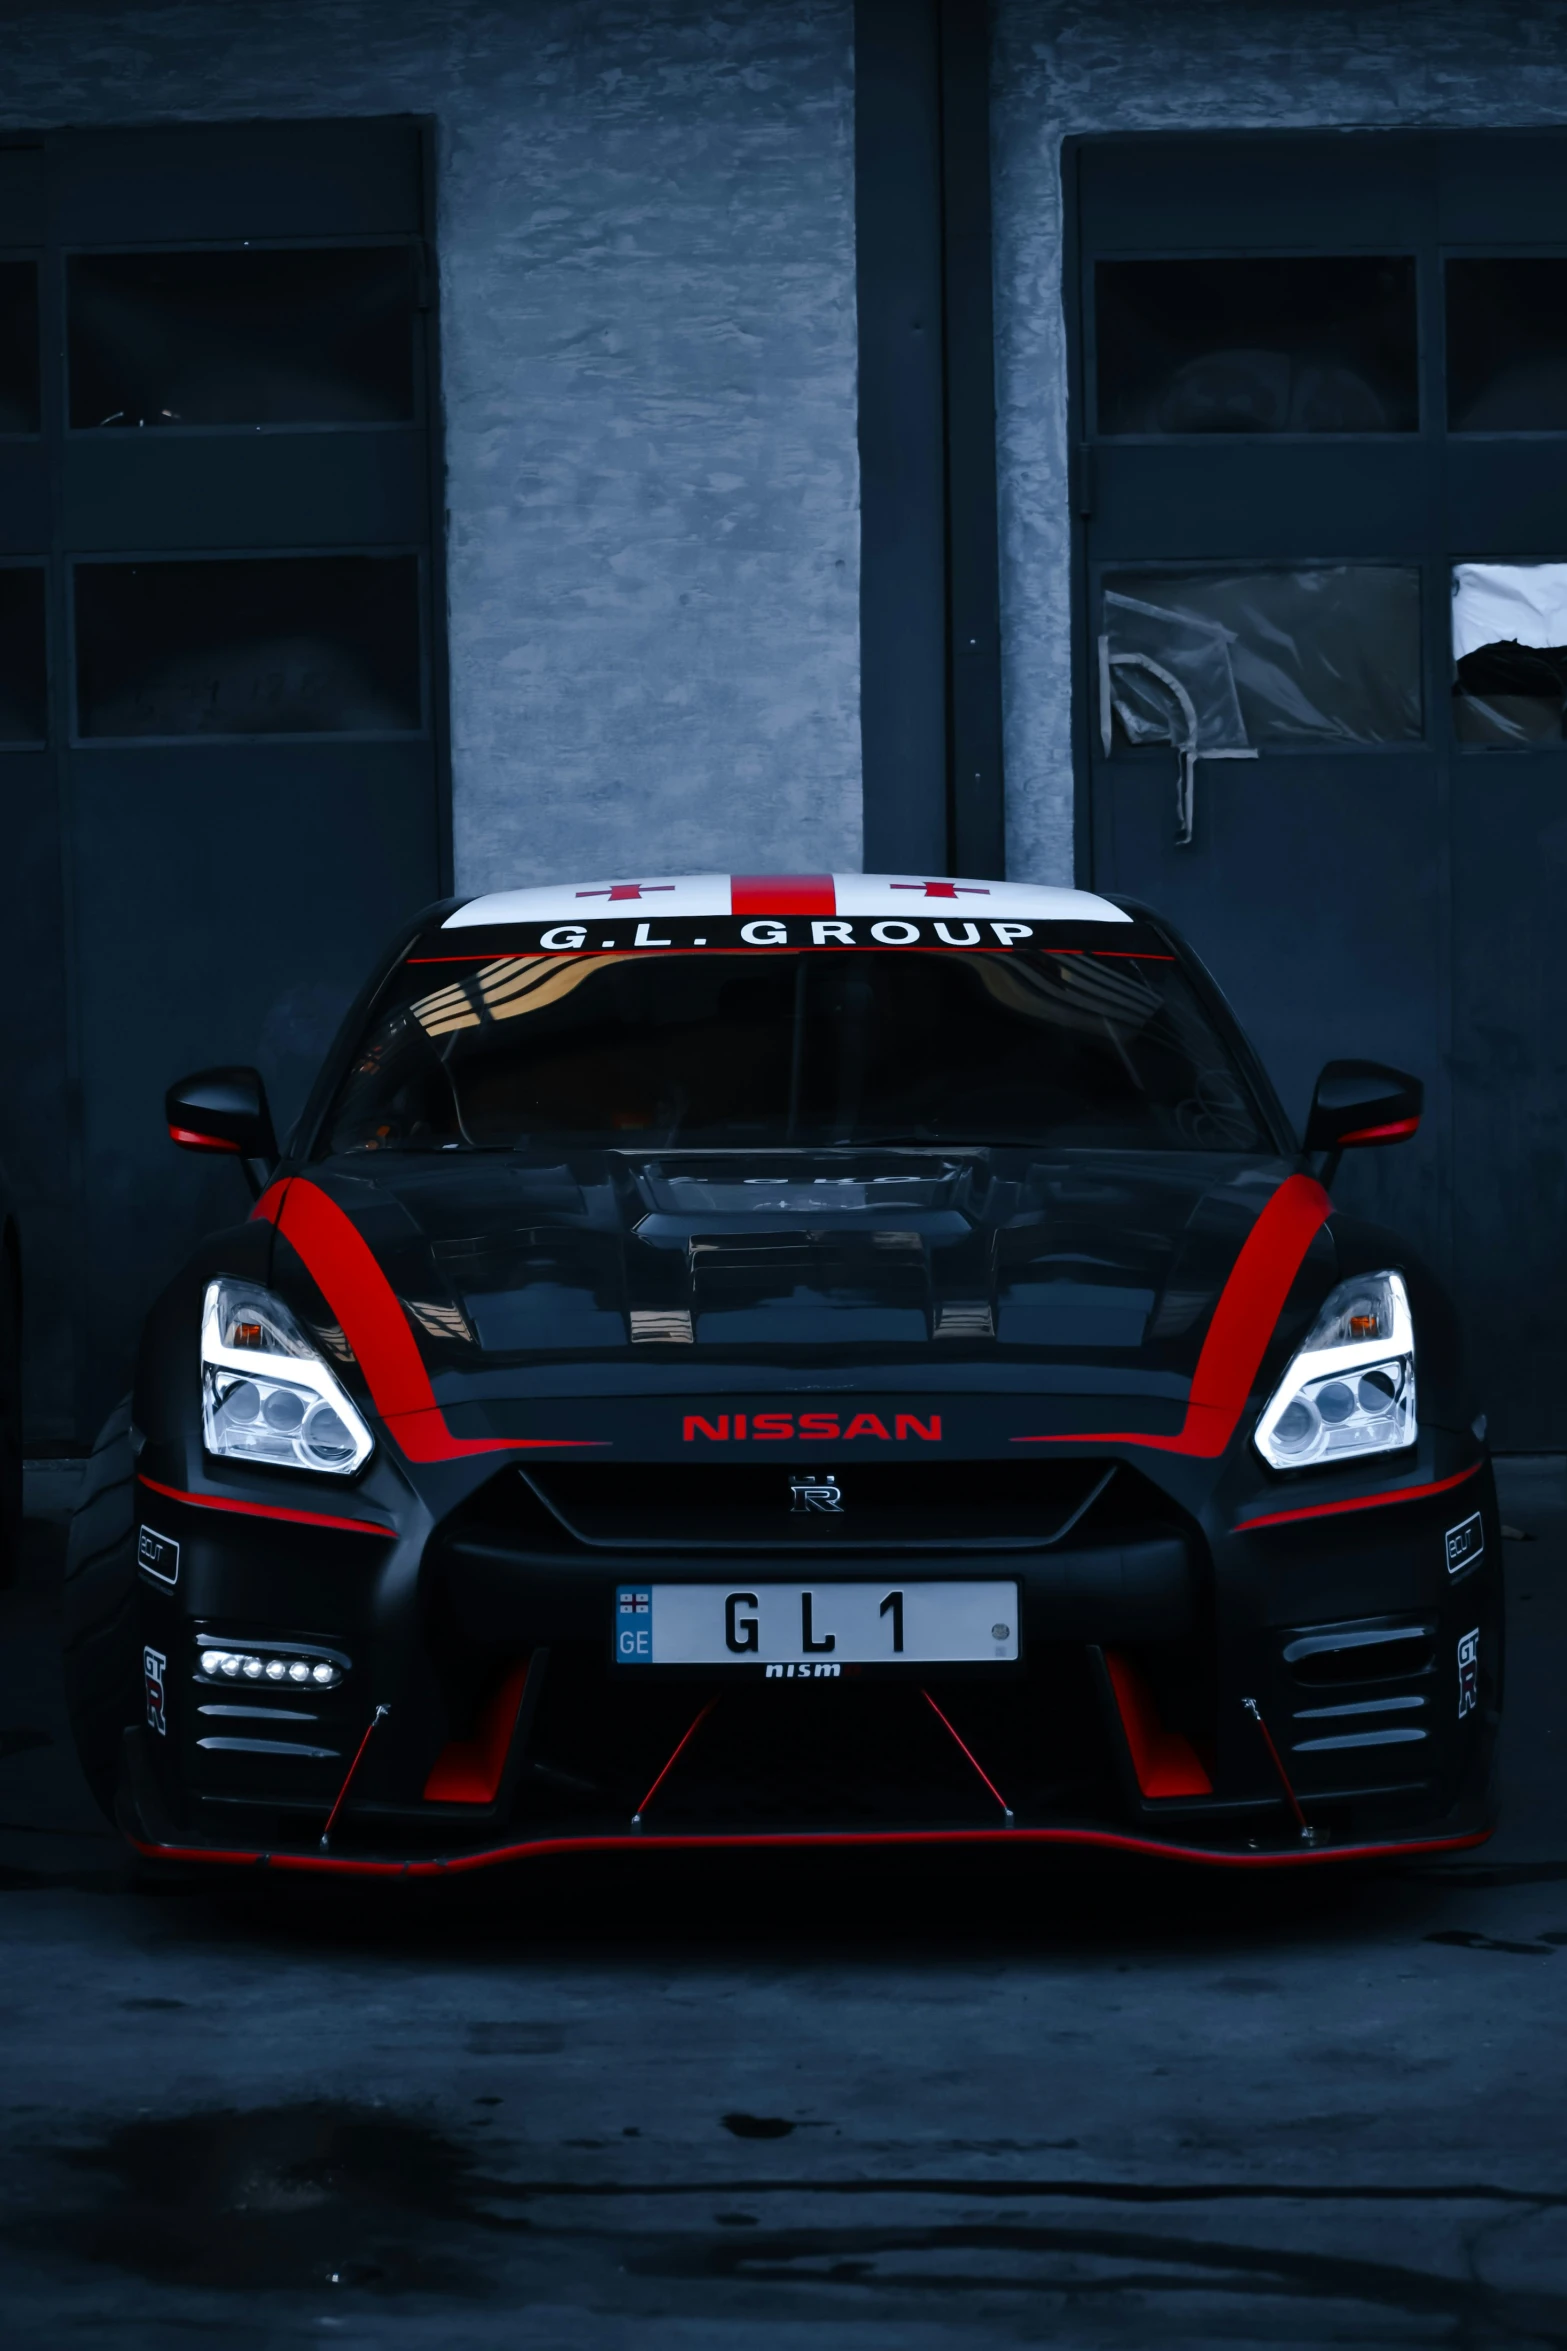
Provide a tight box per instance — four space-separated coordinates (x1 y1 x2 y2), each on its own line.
1452 563 1567 660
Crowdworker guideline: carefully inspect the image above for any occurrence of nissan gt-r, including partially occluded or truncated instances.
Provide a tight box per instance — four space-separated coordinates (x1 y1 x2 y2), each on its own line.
62 873 1502 1876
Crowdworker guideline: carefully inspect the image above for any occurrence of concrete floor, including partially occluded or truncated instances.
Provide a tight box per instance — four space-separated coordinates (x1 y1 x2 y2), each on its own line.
0 1466 1564 2348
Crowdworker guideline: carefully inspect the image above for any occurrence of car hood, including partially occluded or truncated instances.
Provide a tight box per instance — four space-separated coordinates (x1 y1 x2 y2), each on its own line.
268 1148 1336 1403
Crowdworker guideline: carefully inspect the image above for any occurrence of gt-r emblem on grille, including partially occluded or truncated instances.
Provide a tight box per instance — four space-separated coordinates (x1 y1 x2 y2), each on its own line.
790 1471 843 1513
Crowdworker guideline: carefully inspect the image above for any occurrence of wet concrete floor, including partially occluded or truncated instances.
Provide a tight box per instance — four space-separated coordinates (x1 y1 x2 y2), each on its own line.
1 1463 1565 2347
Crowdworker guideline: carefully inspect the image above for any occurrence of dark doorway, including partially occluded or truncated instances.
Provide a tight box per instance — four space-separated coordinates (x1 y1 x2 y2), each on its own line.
1068 131 1567 1447
0 122 449 1445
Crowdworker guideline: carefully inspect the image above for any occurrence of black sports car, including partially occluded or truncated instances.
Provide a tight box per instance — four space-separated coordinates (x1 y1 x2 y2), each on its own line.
64 873 1502 1876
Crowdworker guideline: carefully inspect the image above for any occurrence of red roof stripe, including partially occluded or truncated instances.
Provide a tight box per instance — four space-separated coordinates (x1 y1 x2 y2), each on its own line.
730 874 836 917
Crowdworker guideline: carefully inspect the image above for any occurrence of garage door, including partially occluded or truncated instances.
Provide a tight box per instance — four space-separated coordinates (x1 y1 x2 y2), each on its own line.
0 121 449 1443
1068 131 1567 1447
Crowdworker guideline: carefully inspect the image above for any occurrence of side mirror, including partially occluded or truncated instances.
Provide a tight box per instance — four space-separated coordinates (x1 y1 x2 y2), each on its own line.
1303 1059 1422 1179
166 1066 278 1200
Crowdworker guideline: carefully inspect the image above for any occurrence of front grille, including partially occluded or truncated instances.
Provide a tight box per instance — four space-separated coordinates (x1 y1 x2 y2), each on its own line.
509 1640 1120 1833
517 1457 1160 1553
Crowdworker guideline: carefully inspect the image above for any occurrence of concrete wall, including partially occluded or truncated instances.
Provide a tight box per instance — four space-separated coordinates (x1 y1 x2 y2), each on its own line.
991 0 1567 886
0 0 861 887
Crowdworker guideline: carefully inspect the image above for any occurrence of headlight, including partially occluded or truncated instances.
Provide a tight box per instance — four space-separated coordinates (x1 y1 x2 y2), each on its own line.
1253 1270 1415 1471
201 1278 374 1477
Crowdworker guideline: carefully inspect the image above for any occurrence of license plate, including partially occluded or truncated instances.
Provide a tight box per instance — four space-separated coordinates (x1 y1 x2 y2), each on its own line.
613 1581 1019 1668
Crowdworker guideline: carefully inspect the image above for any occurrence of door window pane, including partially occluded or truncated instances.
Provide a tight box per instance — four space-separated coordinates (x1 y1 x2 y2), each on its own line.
1096 258 1419 435
0 262 39 432
74 556 421 738
1453 562 1567 743
67 247 416 429
1102 569 1422 749
1447 261 1567 432
0 567 46 741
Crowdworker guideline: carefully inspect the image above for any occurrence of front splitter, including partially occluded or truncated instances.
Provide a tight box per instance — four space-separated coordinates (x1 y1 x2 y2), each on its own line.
128 1819 1493 1879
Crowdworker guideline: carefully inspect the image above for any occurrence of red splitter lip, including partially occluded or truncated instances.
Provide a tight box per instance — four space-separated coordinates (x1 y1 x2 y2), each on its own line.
130 1820 1493 1880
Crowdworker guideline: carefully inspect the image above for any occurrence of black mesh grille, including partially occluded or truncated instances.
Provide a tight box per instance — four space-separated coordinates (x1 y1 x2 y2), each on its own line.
508 1641 1119 1835
516 1457 1150 1554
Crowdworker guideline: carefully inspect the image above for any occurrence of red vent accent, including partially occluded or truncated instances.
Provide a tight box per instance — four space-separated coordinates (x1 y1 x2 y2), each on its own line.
730 874 835 916
423 1662 531 1805
1104 1649 1213 1799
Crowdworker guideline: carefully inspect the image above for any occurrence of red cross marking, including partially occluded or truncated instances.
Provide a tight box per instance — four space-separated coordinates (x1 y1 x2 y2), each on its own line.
890 881 991 899
575 883 677 902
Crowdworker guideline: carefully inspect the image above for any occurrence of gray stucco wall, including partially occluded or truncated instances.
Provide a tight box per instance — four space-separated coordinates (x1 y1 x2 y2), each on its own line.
0 0 860 888
991 0 1567 886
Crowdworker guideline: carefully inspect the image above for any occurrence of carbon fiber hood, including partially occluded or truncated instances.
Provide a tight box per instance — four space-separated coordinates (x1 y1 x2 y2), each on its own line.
291 1146 1325 1391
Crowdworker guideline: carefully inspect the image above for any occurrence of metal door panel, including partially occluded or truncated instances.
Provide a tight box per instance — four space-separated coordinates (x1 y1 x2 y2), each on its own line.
1437 135 1567 243
0 145 46 238
0 748 74 1436
61 429 428 550
1091 444 1436 561
1078 134 1431 251
1094 746 1446 1260
67 741 440 1432
0 452 49 551
49 122 423 242
1070 129 1567 1442
1444 445 1567 557
1449 766 1567 1446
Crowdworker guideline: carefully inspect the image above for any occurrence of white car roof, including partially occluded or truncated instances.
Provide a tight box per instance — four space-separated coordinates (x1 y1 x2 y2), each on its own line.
444 874 1131 927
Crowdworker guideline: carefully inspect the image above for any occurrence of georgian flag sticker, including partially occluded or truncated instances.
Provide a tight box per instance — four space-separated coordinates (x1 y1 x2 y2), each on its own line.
1457 1627 1480 1720
616 1587 652 1663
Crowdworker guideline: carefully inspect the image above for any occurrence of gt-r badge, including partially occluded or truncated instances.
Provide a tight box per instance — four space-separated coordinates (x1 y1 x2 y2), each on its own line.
136 1525 179 1587
1458 1627 1480 1719
1445 1511 1484 1578
790 1472 843 1513
143 1647 168 1736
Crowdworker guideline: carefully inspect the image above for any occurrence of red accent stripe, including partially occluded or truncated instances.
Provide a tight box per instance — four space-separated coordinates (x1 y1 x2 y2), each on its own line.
730 874 835 916
320 1705 389 1846
1339 1117 1420 1144
1243 1697 1309 1832
137 1473 392 1538
920 1689 1012 1818
1104 1650 1213 1798
634 1699 719 1821
128 1821 1492 1878
424 1661 530 1804
251 1176 291 1225
1011 1173 1332 1459
264 1178 606 1464
1234 1460 1482 1533
169 1126 240 1153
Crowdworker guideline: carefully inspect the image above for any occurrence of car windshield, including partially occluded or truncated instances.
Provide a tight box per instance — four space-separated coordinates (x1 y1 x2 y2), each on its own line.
324 940 1268 1151
319 947 1271 1157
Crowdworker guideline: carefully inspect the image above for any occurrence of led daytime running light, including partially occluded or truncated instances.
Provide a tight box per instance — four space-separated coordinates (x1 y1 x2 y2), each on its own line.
197 1644 346 1688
